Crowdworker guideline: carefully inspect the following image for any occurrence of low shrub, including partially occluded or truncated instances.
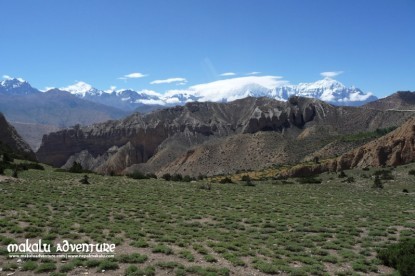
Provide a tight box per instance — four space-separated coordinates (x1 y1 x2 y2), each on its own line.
98 259 119 271
35 262 57 273
372 176 383 189
374 169 394 180
297 177 322 184
171 174 183 182
118 253 148 263
377 238 415 276
127 171 149 180
219 177 233 184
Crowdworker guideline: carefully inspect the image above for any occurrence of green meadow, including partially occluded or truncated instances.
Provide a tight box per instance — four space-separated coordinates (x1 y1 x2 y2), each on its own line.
0 164 414 275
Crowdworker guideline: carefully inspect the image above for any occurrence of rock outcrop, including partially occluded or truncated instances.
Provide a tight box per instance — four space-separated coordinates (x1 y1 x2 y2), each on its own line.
279 116 415 178
0 113 36 161
364 91 415 110
37 97 415 176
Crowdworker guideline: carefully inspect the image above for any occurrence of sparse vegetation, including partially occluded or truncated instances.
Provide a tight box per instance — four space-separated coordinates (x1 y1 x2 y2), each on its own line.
219 177 233 184
372 175 383 189
1 161 415 275
127 171 149 179
68 161 84 173
340 126 397 142
377 239 415 275
297 176 322 184
79 174 90 184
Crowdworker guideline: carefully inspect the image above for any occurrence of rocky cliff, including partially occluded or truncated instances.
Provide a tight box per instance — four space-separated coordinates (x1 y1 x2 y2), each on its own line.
279 116 415 178
37 97 415 176
364 91 415 111
0 113 36 161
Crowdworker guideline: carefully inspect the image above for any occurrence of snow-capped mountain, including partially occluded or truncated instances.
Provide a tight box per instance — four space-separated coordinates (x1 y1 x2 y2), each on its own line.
60 81 103 97
55 76 376 109
294 78 376 105
1 76 377 111
0 77 39 95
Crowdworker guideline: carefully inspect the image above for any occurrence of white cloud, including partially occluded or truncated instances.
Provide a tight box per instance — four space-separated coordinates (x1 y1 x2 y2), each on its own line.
320 71 343 78
41 86 56 92
2 75 12 80
246 72 261 75
150 77 188 85
105 86 117 93
118 72 147 80
220 72 236 77
135 99 166 105
164 75 288 102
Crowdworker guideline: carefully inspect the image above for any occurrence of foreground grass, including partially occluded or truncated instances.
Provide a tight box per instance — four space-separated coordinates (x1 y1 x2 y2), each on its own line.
0 164 414 275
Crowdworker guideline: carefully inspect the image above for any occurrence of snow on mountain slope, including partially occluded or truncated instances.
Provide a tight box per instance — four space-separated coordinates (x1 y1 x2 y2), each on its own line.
60 81 102 97
1 76 377 110
295 77 377 105
186 76 289 102
0 77 39 95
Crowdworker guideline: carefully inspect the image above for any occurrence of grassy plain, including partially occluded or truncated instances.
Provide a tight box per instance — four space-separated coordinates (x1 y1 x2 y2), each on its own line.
0 163 414 275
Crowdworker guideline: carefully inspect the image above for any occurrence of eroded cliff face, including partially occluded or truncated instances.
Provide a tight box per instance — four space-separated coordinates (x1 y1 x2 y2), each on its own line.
0 113 36 161
279 117 415 178
36 97 415 176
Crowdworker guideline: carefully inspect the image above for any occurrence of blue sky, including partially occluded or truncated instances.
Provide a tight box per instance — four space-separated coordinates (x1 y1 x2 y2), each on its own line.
0 0 414 97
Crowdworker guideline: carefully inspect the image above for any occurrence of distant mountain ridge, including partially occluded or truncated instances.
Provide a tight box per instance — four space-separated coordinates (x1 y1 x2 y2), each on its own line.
36 97 415 176
364 91 415 110
0 79 130 150
0 113 36 161
56 76 377 109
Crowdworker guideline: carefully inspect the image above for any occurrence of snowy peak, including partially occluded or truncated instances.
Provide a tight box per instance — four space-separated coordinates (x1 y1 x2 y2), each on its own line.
1 76 378 110
0 77 38 95
294 78 374 105
60 81 101 97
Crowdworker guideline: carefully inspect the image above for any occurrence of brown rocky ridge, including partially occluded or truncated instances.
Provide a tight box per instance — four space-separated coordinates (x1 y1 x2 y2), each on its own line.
279 116 415 178
36 96 415 176
364 91 415 111
0 113 36 161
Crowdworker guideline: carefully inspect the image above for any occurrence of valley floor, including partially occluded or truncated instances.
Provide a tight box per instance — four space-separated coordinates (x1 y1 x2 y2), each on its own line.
0 164 414 275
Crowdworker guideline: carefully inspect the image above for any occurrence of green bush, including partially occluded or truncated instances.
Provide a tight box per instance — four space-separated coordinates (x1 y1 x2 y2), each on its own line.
98 259 119 271
127 171 149 179
297 176 322 184
85 259 101 267
125 265 156 276
342 176 355 183
338 171 347 178
59 262 75 272
22 260 38 271
68 162 84 173
408 169 415 176
171 174 183 181
146 173 157 179
17 162 45 171
152 244 173 255
372 176 383 189
35 262 57 273
162 173 171 181
219 177 233 184
118 253 148 263
374 169 394 180
377 239 415 275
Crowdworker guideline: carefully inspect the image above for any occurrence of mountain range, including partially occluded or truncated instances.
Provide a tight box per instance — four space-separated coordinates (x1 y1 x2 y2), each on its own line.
36 96 415 177
0 76 377 151
59 76 377 109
